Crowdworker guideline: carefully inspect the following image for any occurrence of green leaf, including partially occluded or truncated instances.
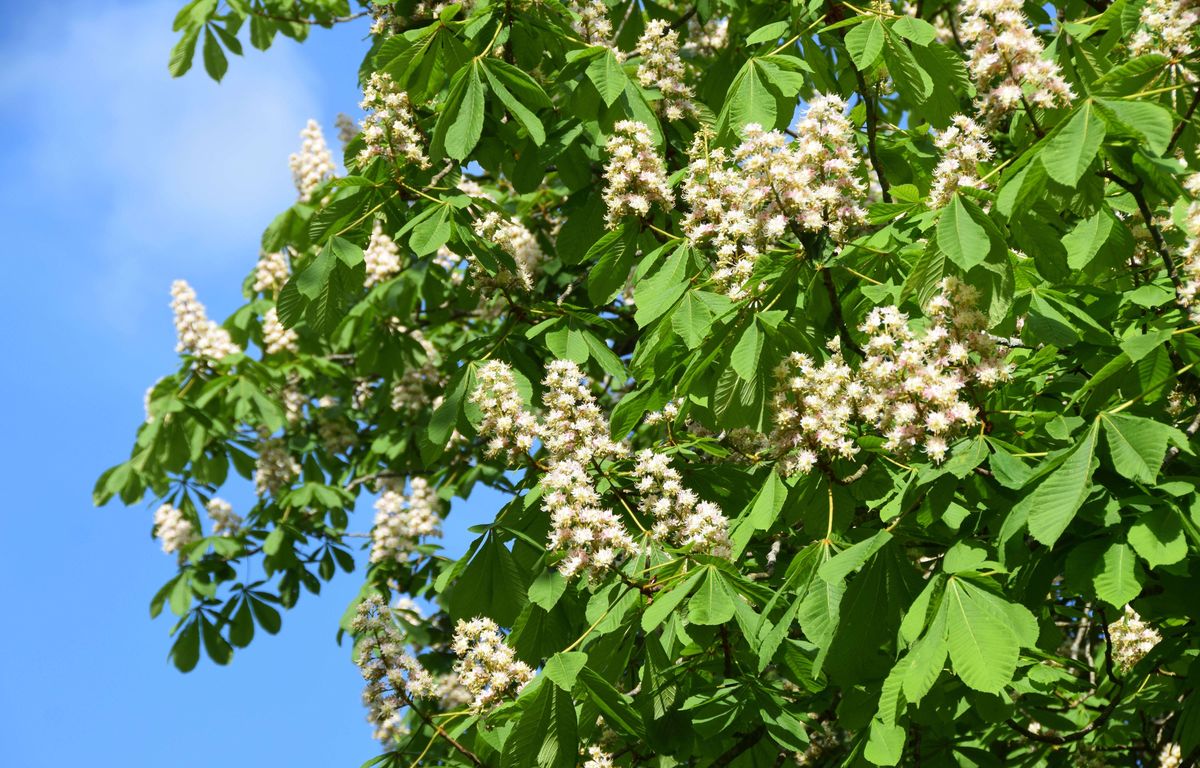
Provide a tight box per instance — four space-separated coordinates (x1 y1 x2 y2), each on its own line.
543 651 588 691
688 568 737 625
452 534 528 626
730 320 763 381
1128 508 1187 568
890 16 937 46
944 579 1026 693
718 59 778 139
202 27 228 81
528 568 568 611
586 49 628 107
882 32 932 104
170 618 201 672
501 679 578 768
482 61 546 145
1026 422 1099 546
642 568 703 631
746 20 791 46
634 244 691 327
577 667 647 740
1094 541 1145 607
1041 101 1106 187
936 194 992 271
846 18 885 70
169 28 200 77
1096 98 1173 155
902 608 948 702
410 204 453 256
1101 412 1173 484
586 223 638 305
671 291 716 350
446 63 486 160
201 614 233 664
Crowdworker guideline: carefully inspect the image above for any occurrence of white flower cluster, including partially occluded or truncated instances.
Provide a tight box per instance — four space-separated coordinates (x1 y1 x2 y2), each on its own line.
544 458 637 579
336 112 358 147
928 115 994 209
451 617 534 712
472 211 544 290
205 497 242 536
540 361 636 579
1131 0 1198 62
470 360 540 462
262 306 298 355
254 438 301 496
635 19 695 120
358 72 430 169
364 219 403 288
1176 175 1200 319
1107 604 1162 671
633 449 731 555
153 503 198 555
253 250 290 294
583 746 615 768
1160 742 1183 768
171 280 241 363
603 120 674 227
352 595 436 743
541 359 627 462
959 0 1074 122
682 96 866 298
571 0 615 49
283 384 308 425
289 119 336 203
771 278 1010 473
683 16 729 57
370 478 443 564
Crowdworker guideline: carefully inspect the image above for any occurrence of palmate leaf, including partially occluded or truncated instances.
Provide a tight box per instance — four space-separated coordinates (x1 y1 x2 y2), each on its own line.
1101 412 1179 484
501 679 578 768
1026 421 1099 546
1040 100 1106 186
943 578 1033 694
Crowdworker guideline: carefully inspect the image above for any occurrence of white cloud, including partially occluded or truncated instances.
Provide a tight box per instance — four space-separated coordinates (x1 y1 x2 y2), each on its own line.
0 0 324 332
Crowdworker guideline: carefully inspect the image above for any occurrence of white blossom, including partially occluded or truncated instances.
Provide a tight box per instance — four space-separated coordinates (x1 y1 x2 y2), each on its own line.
358 72 430 169
451 617 534 712
682 16 728 57
470 360 540 463
335 112 358 147
544 458 637 579
171 279 241 363
1176 174 1200 319
960 0 1074 122
1160 742 1183 768
472 211 544 290
352 596 437 743
262 306 298 355
603 120 673 227
364 219 402 287
254 438 300 496
928 115 994 209
583 746 615 768
289 119 336 202
539 359 626 462
771 278 1010 473
205 497 242 536
1131 0 1199 63
253 250 290 294
633 449 731 555
635 19 695 120
370 478 443 563
153 503 197 555
1108 604 1162 671
682 96 866 298
571 0 615 49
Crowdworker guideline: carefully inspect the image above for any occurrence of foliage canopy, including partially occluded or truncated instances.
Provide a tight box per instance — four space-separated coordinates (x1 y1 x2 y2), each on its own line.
99 0 1200 765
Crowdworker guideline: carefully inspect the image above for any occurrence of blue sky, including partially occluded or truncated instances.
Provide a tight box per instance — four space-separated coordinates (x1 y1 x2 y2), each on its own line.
0 2 496 764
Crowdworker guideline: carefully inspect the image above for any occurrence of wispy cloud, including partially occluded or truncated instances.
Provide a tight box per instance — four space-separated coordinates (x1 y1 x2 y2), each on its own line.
0 0 323 332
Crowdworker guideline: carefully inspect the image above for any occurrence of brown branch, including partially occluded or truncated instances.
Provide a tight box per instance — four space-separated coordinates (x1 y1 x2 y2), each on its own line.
712 726 766 767
821 267 864 356
853 67 892 203
1169 85 1200 152
1102 171 1183 291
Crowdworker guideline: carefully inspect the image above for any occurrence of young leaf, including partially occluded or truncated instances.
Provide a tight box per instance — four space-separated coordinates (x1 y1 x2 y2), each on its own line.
1041 101 1106 186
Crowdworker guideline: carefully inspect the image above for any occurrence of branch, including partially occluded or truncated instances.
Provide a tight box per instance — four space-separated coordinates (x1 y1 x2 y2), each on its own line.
853 67 892 203
712 726 766 767
821 267 865 356
1169 85 1200 152
1102 171 1183 291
